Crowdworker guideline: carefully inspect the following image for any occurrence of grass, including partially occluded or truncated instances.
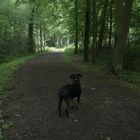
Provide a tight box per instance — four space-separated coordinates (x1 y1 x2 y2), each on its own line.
0 55 34 95
63 46 140 89
0 51 48 139
63 46 111 77
115 64 140 89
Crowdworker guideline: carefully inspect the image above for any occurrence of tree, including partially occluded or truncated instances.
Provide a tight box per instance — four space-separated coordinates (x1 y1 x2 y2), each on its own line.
16 0 37 54
74 0 78 54
96 0 108 56
108 0 113 50
0 0 29 60
91 0 97 64
28 7 35 53
84 0 90 62
114 0 134 71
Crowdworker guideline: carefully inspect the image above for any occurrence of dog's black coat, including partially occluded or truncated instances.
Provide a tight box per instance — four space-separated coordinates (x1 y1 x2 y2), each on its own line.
58 74 82 117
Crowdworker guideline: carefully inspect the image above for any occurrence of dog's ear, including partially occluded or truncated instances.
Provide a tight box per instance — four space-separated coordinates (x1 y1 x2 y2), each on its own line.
78 74 82 77
70 74 74 79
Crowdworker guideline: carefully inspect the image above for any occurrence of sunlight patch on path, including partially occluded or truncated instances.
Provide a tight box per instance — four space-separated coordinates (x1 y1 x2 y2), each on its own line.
47 47 65 52
46 45 74 53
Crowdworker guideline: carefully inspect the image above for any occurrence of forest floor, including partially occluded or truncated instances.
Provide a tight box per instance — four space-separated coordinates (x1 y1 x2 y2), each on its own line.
3 53 140 140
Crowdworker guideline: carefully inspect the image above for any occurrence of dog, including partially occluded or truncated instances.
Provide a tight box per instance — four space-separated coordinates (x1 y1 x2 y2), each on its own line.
58 73 82 117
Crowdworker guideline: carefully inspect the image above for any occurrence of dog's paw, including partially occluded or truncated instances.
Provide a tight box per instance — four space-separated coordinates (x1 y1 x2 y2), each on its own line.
67 113 72 118
77 106 81 110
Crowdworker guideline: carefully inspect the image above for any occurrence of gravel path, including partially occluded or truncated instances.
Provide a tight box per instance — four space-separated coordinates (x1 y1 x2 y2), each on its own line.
4 53 140 140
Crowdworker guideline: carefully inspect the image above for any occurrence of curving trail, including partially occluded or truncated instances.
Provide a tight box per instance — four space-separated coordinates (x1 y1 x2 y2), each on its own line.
4 53 140 140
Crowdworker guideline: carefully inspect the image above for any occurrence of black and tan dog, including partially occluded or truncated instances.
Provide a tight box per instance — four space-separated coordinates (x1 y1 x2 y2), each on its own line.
58 74 82 117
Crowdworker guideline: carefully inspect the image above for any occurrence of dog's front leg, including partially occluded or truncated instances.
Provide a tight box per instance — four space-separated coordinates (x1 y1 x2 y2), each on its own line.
71 99 75 109
65 99 70 117
58 97 63 116
77 96 81 110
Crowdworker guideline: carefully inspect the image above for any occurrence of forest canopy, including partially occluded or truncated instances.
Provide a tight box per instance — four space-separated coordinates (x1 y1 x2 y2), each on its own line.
0 0 140 72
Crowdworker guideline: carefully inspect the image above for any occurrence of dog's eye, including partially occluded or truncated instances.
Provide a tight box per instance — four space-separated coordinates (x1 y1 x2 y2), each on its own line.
73 76 79 80
70 74 74 78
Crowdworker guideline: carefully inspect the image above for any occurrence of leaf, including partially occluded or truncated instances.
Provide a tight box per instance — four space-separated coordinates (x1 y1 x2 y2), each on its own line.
2 122 13 130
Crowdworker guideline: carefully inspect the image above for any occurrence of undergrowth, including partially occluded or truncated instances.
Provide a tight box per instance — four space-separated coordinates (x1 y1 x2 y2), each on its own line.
63 46 140 89
63 46 111 77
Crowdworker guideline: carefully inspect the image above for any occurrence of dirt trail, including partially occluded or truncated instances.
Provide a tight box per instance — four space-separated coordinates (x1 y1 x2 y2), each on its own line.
4 53 140 140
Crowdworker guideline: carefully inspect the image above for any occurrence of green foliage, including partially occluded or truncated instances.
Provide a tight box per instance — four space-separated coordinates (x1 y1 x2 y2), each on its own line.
124 45 140 72
63 46 83 63
117 70 140 83
0 0 140 81
0 0 29 61
131 0 140 31
2 122 13 130
63 46 109 76
0 55 36 97
64 46 140 88
64 46 75 56
0 120 13 139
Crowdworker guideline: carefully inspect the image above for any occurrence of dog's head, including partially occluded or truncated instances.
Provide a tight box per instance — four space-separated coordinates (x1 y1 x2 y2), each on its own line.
70 74 82 82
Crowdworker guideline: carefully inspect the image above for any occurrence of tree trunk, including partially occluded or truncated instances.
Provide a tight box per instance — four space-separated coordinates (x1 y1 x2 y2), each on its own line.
108 0 113 50
60 38 63 46
91 0 97 64
114 0 134 71
28 8 35 54
40 25 45 51
97 0 108 55
4 25 8 41
40 25 43 52
56 36 59 47
84 0 90 62
43 33 45 50
66 37 70 46
74 0 78 54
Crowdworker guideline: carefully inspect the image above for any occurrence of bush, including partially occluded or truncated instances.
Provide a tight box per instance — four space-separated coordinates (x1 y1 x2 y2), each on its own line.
124 45 140 72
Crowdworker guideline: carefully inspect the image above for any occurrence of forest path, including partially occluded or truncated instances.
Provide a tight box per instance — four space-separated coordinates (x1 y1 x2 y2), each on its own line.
4 53 140 140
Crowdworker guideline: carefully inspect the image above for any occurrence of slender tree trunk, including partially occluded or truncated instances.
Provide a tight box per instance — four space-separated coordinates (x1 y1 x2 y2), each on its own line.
58 37 61 47
40 25 43 52
28 8 35 54
67 37 70 46
0 25 2 37
108 0 113 50
60 38 63 46
4 25 8 41
114 0 134 71
43 33 45 50
91 0 97 64
56 37 59 47
84 0 90 62
97 0 108 55
74 0 78 54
